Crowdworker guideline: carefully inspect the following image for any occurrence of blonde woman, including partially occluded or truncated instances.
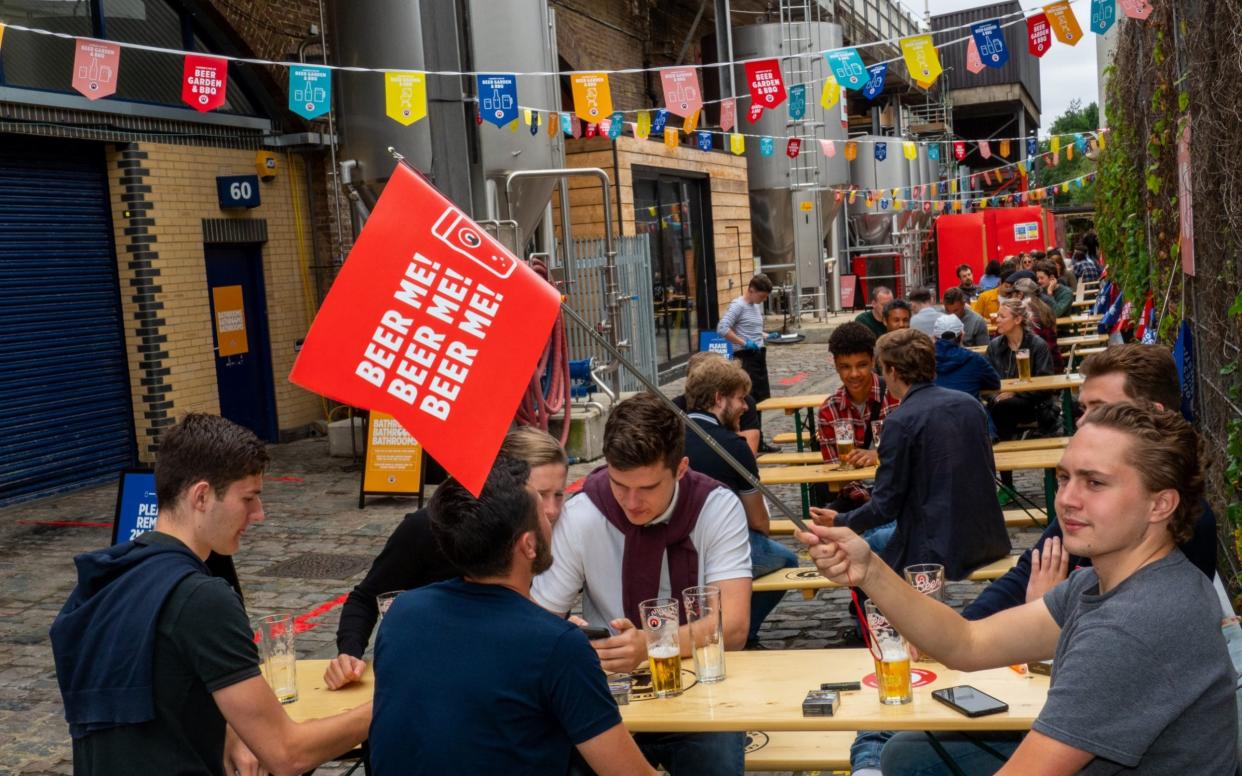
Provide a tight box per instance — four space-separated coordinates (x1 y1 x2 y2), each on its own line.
985 299 1054 441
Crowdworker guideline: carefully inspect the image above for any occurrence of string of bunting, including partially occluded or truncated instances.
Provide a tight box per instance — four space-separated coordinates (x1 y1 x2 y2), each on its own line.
0 0 1142 125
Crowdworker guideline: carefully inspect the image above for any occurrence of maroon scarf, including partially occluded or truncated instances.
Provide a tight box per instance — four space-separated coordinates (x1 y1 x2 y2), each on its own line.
581 466 720 625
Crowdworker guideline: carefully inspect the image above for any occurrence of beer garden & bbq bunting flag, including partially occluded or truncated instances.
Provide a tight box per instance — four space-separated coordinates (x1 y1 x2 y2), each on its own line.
289 162 562 496
745 58 787 116
182 53 227 112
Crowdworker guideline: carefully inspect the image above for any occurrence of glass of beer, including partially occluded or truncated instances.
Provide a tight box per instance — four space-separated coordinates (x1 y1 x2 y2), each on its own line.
864 600 912 705
257 613 298 704
903 563 944 602
683 586 725 683
640 597 683 698
870 420 883 453
1016 348 1032 382
833 420 855 470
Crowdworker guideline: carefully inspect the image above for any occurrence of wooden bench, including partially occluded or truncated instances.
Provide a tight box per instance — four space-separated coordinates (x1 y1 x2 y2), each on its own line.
759 438 1070 466
767 508 1045 536
745 730 853 772
753 555 1020 598
773 431 814 445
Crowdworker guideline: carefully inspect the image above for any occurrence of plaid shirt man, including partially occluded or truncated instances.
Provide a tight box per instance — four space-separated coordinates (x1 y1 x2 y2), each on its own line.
816 374 900 502
1072 255 1102 283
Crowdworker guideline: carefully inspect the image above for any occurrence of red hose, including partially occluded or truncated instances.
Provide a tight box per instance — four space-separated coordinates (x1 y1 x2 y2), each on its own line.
515 257 572 445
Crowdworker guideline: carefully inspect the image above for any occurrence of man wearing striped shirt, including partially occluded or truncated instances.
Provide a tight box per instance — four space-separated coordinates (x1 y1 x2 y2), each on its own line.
717 273 774 450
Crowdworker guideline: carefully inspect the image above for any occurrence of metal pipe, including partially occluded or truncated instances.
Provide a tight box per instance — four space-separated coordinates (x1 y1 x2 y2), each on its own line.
560 302 807 531
505 168 622 397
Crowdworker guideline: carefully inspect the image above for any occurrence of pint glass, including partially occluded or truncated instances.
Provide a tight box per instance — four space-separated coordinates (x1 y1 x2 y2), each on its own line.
1016 348 1032 382
683 586 725 683
864 600 912 705
833 420 855 469
257 613 298 704
640 597 683 697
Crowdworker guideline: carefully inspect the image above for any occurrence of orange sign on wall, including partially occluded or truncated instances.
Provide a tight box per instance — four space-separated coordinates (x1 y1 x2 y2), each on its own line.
363 411 423 494
212 285 249 356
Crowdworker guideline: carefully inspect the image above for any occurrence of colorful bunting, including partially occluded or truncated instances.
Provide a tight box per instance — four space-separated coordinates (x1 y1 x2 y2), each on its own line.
696 131 713 151
477 74 518 127
530 111 540 136
820 139 837 158
651 108 669 135
979 140 992 159
682 109 699 134
1045 1 1084 46
585 122 597 138
1027 138 1038 157
1028 13 1053 57
971 21 1010 69
73 39 120 101
289 64 330 119
182 54 227 112
928 143 940 161
759 136 775 157
786 138 802 158
862 63 887 101
660 66 702 117
900 35 943 87
385 71 427 126
825 48 869 91
607 112 624 139
0 24 5 52
745 59 787 114
719 98 736 132
548 112 559 137
636 110 651 139
571 72 613 123
663 127 678 148
820 76 841 109
903 141 917 160
789 84 806 120
1118 0 1153 20
845 141 858 161
729 133 745 155
875 142 887 161
1000 139 1011 157
1091 0 1117 33
953 141 966 161
966 38 986 74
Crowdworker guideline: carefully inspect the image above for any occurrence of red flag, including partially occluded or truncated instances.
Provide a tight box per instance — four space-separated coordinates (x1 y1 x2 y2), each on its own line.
745 58 787 115
953 141 966 161
289 163 562 495
72 39 120 100
1028 13 1053 58
746 103 764 123
1118 0 1154 20
182 54 228 112
786 138 802 158
719 98 736 132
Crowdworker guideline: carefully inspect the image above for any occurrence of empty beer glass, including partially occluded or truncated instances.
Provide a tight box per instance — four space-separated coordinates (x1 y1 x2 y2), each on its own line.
683 585 725 683
257 613 298 704
640 597 683 698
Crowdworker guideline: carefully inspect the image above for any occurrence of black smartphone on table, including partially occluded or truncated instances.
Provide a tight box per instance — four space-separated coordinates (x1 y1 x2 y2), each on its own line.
931 685 1009 718
578 624 612 641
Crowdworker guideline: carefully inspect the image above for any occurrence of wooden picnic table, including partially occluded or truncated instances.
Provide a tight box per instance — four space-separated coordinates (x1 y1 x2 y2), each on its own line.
752 555 1019 596
757 435 1069 466
755 394 829 414
280 653 1048 735
996 372 1083 395
968 334 1107 354
619 649 1047 733
768 506 1048 536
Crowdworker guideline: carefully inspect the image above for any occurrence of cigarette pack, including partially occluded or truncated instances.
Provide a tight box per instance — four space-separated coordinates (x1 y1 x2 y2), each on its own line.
802 689 840 716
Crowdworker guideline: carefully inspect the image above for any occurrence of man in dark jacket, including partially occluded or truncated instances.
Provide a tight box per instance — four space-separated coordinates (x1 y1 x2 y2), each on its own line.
932 314 1000 402
812 329 1010 580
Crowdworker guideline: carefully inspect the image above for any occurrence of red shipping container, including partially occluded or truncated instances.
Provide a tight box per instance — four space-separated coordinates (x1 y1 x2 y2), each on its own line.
935 213 987 298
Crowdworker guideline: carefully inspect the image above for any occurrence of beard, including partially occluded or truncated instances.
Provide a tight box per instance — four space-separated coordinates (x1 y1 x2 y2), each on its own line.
531 525 554 575
720 406 743 432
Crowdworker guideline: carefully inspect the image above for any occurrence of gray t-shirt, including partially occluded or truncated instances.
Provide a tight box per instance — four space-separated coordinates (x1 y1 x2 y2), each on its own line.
717 296 765 345
1037 550 1237 774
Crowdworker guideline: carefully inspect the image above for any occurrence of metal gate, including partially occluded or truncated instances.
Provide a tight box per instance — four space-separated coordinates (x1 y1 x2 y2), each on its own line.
0 137 135 505
561 236 658 392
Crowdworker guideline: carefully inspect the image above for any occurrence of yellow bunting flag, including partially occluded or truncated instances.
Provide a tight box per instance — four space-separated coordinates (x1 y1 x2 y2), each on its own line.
914 79 935 91
571 73 613 123
953 200 963 212
1044 1 1084 46
892 188 901 200
1000 139 1011 158
894 198 904 211
664 127 679 149
384 71 427 126
1066 143 1074 160
865 193 875 207
949 179 959 194
1050 135 1061 154
900 35 943 88
0 24 5 51
509 119 520 132
1097 131 1107 149
820 76 841 109
730 133 745 155
523 108 532 125
1061 182 1070 193
1018 160 1028 175
903 141 917 160
845 141 858 161
682 109 700 134
636 111 651 140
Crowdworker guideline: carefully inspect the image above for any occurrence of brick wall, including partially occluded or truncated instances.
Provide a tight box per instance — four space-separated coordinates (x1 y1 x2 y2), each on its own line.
105 142 322 459
562 136 755 319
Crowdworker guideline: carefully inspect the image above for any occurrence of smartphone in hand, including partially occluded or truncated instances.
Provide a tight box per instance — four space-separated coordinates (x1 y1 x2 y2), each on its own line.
578 624 612 641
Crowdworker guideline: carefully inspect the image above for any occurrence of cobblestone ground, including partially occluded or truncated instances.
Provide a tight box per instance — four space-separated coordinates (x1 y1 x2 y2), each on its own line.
0 317 1051 775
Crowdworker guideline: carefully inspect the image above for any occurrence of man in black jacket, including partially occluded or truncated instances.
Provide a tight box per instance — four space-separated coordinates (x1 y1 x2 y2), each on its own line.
812 328 1010 579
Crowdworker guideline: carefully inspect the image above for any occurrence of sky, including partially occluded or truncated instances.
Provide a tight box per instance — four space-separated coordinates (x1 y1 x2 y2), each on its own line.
922 0 1099 127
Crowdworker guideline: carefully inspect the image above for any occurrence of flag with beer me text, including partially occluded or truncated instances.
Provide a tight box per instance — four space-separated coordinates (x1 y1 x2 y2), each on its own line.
289 163 562 495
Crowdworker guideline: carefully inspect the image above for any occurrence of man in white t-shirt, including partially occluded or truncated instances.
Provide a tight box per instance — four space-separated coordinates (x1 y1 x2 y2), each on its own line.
532 392 752 776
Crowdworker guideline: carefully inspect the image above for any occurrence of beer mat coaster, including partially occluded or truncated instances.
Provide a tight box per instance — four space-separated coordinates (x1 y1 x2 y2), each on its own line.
627 667 698 701
862 667 937 688
743 731 770 754
790 568 824 581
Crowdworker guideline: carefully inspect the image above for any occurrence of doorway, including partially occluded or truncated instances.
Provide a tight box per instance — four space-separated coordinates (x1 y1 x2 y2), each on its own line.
204 244 278 442
633 171 718 372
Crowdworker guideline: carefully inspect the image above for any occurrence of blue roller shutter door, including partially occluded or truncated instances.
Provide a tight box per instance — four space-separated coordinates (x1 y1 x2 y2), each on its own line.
0 137 135 505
